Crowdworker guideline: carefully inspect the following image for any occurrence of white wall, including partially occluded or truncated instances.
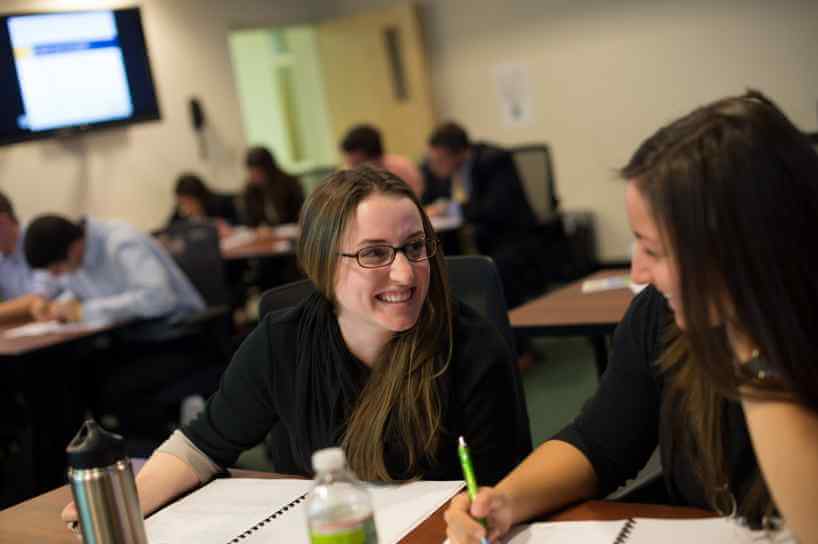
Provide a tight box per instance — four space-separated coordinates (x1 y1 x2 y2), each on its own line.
320 0 818 260
0 0 321 230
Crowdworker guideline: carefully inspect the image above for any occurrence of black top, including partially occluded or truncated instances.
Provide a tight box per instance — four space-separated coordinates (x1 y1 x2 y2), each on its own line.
421 142 537 254
554 286 760 510
183 299 530 485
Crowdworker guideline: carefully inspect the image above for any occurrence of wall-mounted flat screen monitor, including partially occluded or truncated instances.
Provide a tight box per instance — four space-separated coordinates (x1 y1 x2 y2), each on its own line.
0 7 160 146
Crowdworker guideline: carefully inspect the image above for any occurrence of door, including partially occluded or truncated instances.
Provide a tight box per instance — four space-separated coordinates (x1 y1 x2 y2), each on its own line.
316 2 437 161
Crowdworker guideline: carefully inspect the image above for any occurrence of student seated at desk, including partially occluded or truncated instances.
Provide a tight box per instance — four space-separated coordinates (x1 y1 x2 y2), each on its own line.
165 172 238 237
237 146 304 234
445 91 818 544
0 191 51 321
23 215 205 324
341 123 425 197
61 166 530 527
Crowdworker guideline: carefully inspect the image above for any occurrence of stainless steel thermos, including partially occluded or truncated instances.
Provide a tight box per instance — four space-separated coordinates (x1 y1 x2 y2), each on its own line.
66 419 148 543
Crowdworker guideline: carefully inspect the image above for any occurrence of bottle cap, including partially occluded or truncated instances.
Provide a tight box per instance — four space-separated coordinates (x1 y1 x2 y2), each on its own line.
312 447 346 473
66 419 126 469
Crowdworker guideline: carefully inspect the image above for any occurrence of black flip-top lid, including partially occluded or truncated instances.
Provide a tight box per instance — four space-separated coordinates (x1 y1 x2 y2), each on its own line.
66 419 126 469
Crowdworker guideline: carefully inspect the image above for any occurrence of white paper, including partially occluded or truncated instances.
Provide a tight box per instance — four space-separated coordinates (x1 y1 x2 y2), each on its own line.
144 478 463 544
219 227 257 251
495 63 533 127
3 319 109 338
626 518 794 544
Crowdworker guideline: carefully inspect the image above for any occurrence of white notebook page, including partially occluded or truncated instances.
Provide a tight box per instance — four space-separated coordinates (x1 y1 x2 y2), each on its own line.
145 478 463 544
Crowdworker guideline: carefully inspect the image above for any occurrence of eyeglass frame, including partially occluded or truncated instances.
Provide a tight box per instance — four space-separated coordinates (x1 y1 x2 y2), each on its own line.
338 237 438 269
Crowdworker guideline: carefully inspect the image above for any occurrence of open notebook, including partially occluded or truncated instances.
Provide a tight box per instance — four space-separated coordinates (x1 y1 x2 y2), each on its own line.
500 517 794 543
144 478 463 544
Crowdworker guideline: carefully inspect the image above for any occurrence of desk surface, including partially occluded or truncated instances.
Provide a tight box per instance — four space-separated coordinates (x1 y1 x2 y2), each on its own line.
509 269 634 335
0 470 712 543
0 319 117 357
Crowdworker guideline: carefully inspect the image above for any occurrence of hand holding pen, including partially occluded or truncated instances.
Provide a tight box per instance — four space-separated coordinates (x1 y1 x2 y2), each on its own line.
445 436 514 544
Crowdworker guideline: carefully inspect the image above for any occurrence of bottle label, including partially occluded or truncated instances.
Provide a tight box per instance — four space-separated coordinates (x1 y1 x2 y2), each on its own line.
309 517 377 544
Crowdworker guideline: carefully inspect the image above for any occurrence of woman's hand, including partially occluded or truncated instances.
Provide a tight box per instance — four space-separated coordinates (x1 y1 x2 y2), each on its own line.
444 488 513 544
61 500 81 538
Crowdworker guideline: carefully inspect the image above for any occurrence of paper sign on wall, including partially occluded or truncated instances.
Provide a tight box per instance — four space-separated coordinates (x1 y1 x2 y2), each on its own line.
494 62 533 127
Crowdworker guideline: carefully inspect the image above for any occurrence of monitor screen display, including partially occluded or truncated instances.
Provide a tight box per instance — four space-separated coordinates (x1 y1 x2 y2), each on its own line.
0 7 160 145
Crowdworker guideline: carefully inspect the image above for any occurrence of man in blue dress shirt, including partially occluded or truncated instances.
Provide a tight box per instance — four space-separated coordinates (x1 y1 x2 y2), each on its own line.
23 214 205 324
23 213 212 435
0 192 52 321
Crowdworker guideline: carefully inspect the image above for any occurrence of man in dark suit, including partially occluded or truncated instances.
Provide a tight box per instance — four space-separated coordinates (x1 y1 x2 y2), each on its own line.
423 123 543 369
423 122 537 256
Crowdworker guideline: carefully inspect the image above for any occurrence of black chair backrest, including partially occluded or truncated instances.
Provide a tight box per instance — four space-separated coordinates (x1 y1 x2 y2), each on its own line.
445 255 516 353
510 143 559 220
259 279 316 318
162 221 230 307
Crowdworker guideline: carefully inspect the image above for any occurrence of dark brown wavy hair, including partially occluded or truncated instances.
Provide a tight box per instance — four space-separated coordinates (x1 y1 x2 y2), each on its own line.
297 165 454 480
621 90 818 519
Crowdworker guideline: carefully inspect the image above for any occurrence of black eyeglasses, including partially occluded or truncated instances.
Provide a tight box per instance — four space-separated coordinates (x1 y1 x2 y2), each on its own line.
339 237 438 269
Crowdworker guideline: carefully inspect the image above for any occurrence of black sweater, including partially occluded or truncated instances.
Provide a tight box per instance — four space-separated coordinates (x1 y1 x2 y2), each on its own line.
183 300 530 484
555 286 760 510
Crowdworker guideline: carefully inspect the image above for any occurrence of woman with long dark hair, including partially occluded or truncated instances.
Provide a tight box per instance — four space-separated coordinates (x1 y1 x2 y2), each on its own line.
238 146 305 229
445 91 818 544
166 173 238 231
61 166 530 528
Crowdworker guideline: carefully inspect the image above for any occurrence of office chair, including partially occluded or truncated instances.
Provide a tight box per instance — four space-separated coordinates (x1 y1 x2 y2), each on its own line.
258 255 533 464
258 279 315 319
509 143 559 221
162 221 230 308
97 222 232 441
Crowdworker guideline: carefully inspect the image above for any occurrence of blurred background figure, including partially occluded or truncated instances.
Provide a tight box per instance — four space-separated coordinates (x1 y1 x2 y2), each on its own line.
341 124 424 197
238 146 304 232
166 173 238 237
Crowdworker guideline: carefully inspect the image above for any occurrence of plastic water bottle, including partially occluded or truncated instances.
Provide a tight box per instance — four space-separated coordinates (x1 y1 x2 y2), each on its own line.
306 448 378 544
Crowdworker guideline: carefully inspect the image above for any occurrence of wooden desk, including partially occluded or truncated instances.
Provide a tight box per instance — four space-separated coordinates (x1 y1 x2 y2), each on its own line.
0 319 124 499
0 319 117 356
221 236 294 260
509 269 635 374
0 471 712 543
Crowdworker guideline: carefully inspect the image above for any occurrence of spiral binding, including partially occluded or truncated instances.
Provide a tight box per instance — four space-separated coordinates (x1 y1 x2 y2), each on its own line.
227 492 308 543
613 518 636 544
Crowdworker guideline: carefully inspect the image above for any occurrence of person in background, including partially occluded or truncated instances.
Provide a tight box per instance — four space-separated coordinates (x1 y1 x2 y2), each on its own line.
24 214 204 324
166 173 238 236
237 146 304 232
0 191 51 321
340 124 425 197
61 166 531 529
445 91 818 544
423 122 537 257
423 122 541 369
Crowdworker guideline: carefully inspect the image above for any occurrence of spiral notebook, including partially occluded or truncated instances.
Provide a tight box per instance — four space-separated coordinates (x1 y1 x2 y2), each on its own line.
502 517 794 543
144 478 463 544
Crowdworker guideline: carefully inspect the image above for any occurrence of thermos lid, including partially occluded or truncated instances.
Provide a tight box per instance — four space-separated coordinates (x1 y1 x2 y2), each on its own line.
66 419 126 469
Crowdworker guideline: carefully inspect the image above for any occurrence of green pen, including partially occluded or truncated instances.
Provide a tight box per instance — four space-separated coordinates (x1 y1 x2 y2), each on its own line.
458 436 489 544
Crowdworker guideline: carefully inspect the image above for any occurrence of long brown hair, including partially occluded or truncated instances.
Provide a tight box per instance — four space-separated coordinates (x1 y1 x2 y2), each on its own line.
621 90 818 519
297 165 454 480
243 146 304 226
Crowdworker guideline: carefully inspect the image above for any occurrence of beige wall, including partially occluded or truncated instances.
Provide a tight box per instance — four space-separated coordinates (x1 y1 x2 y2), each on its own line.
0 0 320 231
321 0 818 260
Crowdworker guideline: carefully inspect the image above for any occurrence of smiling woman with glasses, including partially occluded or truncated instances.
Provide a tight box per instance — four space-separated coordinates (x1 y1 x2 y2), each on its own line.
339 237 437 268
60 166 533 527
